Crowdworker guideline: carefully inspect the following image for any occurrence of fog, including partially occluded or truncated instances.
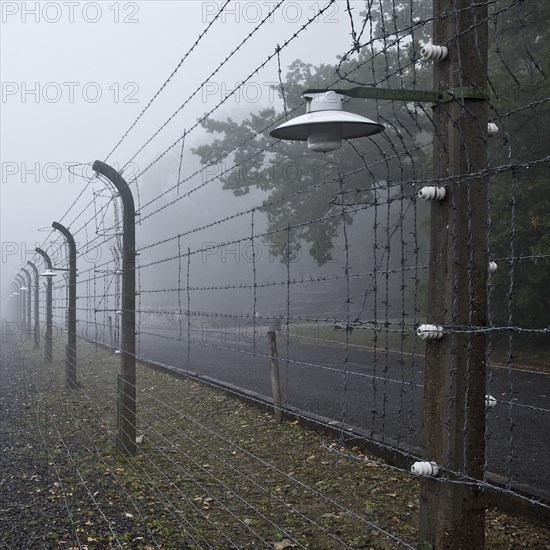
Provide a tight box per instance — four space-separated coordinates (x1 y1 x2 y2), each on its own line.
1 1 426 328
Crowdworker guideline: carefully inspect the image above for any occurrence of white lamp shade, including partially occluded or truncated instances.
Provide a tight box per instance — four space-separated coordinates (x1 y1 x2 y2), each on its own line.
41 269 56 277
270 110 384 152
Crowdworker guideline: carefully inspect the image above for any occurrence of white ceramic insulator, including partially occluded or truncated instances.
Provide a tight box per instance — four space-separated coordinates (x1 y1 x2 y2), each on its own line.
489 261 498 273
488 123 499 137
421 44 448 61
418 186 446 201
417 324 444 340
411 461 440 477
485 394 497 409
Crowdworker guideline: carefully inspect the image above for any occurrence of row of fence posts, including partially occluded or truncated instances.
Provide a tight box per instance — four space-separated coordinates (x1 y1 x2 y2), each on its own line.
5 161 137 459
4 1 492 542
6 254 48 356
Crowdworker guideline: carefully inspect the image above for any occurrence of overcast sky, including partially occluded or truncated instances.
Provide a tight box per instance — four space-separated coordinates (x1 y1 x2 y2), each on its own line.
1 1 371 311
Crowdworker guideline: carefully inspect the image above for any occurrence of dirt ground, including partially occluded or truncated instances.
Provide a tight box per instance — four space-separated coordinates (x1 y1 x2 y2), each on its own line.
1 338 548 549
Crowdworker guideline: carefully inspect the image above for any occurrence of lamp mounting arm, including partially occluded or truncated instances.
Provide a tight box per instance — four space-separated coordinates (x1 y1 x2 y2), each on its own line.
303 86 489 104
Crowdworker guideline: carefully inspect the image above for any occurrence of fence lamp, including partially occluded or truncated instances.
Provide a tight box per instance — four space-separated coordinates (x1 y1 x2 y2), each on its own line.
41 269 57 278
270 86 488 153
270 90 384 153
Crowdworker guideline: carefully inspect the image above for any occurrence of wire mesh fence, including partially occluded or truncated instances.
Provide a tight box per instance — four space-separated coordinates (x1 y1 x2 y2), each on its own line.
2 0 549 547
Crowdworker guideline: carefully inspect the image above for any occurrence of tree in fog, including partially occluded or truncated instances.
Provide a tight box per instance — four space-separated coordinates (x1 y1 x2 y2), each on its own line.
486 0 549 334
192 1 433 265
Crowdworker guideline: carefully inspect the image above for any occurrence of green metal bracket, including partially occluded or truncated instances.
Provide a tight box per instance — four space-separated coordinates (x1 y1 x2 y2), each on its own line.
303 86 489 104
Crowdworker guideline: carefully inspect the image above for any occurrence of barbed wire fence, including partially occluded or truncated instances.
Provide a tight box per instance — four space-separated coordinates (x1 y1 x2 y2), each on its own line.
3 0 549 547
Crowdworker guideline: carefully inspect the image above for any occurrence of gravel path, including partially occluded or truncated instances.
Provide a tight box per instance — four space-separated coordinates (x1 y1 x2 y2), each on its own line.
0 353 74 549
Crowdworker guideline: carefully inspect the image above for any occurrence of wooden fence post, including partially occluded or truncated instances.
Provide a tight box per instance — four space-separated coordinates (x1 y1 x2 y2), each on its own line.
267 330 282 423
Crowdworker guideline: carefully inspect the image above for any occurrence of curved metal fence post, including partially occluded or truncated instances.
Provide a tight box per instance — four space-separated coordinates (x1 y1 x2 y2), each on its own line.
20 268 32 337
52 222 77 389
93 160 137 457
36 248 53 363
15 274 26 332
27 262 41 347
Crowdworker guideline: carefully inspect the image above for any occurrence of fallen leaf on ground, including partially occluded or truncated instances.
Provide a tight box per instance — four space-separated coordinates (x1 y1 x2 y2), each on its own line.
273 540 294 550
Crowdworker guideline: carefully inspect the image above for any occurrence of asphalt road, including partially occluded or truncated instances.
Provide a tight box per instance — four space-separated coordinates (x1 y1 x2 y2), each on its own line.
132 322 549 496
